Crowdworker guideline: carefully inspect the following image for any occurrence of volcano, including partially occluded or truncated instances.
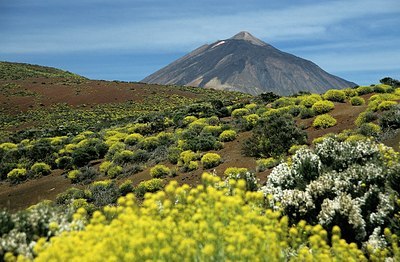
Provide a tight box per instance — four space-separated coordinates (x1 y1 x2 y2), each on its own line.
142 31 356 95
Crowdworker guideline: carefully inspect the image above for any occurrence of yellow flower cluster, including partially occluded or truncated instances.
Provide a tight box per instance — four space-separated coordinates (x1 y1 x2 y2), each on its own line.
36 173 375 261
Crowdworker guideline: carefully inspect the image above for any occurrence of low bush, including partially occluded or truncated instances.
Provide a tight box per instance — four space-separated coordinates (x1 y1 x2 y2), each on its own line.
256 158 279 172
219 130 237 142
124 133 143 145
379 104 400 129
271 97 295 108
67 170 81 183
355 111 378 126
167 147 181 164
88 180 119 207
358 123 381 137
202 125 222 136
377 101 397 111
107 165 123 178
150 164 171 178
342 88 358 97
356 85 373 95
187 161 199 171
138 137 159 151
299 106 315 119
7 168 27 183
313 114 337 129
231 108 250 118
178 150 200 171
224 167 248 177
311 100 334 114
30 162 51 177
182 116 198 126
135 178 164 198
243 114 307 157
99 161 113 174
55 156 73 170
299 94 322 108
119 180 134 196
288 145 308 155
112 150 134 164
323 89 346 102
69 167 99 184
243 114 260 130
350 96 365 106
201 153 222 169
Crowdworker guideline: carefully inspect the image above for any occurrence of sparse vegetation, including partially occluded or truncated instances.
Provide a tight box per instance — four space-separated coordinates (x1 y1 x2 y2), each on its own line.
1 63 400 261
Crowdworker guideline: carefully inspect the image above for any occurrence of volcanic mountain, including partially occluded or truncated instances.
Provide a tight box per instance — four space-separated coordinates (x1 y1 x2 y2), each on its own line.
142 31 356 95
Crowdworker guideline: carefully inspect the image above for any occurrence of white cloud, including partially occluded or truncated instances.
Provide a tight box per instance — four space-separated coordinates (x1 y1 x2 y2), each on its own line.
1 0 399 54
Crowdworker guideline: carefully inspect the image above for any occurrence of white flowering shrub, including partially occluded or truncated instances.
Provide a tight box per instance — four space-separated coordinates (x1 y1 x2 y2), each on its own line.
261 137 400 244
0 201 85 259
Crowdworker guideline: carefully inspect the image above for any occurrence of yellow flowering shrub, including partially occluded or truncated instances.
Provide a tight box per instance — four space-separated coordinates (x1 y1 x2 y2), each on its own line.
313 114 337 129
35 174 375 261
201 153 222 169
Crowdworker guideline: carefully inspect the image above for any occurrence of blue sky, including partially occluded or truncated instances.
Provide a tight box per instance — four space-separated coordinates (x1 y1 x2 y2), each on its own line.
1 0 399 85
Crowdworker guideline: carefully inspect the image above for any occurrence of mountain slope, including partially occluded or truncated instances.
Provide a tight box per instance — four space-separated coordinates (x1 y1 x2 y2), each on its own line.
142 31 356 95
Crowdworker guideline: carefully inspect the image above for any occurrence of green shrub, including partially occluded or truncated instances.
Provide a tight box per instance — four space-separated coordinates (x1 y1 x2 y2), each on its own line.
139 137 159 151
358 123 381 137
150 164 171 178
243 114 307 158
99 161 113 174
224 167 248 177
156 132 175 146
231 108 250 118
342 88 358 97
105 142 125 160
377 101 397 111
0 142 17 151
299 94 322 108
313 114 337 129
124 133 143 145
201 153 222 169
7 168 27 183
30 162 51 177
356 86 373 95
219 130 237 142
88 180 119 207
167 147 181 164
323 89 346 102
379 104 400 130
187 161 199 171
272 97 295 108
350 96 365 106
206 116 220 125
107 165 123 178
67 170 81 183
256 158 279 172
299 106 315 119
202 125 222 136
113 150 134 164
374 84 392 93
55 156 73 170
311 100 334 114
243 114 260 129
178 150 200 171
119 180 134 196
288 145 308 155
182 116 198 126
355 111 378 126
135 178 164 198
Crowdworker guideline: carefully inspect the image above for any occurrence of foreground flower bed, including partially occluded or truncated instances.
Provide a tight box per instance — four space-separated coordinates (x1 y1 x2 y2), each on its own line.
33 173 398 261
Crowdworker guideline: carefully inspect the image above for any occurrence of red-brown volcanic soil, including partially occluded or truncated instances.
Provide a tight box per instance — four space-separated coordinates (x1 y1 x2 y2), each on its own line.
0 92 397 212
0 77 199 114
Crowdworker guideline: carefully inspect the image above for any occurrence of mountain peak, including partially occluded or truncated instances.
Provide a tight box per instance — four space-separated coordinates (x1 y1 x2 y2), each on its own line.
229 31 267 46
